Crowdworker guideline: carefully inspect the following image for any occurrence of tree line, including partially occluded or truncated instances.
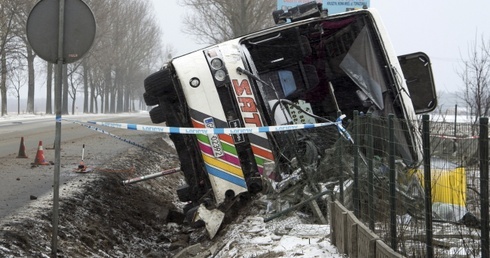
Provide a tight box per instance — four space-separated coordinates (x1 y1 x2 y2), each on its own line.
0 0 167 115
0 0 277 116
3 0 488 119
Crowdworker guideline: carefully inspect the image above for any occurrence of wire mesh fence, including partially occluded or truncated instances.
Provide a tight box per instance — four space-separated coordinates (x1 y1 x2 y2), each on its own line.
265 111 488 257
336 113 485 257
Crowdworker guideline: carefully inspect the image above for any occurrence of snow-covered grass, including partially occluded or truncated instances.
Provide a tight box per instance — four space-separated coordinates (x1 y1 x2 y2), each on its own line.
0 111 150 123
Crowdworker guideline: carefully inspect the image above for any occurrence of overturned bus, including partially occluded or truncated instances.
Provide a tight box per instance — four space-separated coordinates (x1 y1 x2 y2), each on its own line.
143 1 436 236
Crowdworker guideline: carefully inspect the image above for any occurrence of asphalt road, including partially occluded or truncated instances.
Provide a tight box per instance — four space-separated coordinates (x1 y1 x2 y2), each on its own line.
0 112 156 219
0 113 152 157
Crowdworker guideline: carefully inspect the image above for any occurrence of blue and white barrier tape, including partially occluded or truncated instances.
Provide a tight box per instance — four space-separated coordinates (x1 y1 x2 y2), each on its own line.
85 120 343 135
336 115 354 143
66 116 353 143
64 119 168 156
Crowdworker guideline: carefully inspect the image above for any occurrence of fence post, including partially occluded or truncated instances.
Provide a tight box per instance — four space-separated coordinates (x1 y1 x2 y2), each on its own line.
480 117 489 258
367 112 374 231
453 104 458 152
353 111 360 218
422 114 433 258
338 110 344 204
388 114 397 251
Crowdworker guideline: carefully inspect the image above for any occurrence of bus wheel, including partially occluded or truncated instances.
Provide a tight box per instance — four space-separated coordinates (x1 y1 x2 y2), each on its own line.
143 92 159 106
149 105 166 124
144 68 174 98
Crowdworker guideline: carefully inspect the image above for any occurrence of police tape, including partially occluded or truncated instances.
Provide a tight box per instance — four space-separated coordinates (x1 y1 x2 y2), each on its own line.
64 116 353 143
82 119 350 135
82 121 338 134
337 115 353 143
64 119 168 156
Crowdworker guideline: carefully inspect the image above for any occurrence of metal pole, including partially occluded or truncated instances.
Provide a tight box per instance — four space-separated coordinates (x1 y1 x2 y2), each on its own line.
453 104 458 153
480 117 489 258
388 114 397 250
51 0 64 256
367 113 374 231
337 110 343 203
122 167 182 185
422 115 433 258
353 111 360 218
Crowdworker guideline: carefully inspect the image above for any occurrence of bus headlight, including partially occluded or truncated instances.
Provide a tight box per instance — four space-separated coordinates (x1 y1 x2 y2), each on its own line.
214 70 227 81
210 58 223 70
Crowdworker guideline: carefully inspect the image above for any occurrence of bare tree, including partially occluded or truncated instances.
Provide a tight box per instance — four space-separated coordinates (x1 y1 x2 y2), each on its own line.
80 0 162 114
46 62 53 114
0 0 165 115
14 0 37 113
67 63 83 114
7 57 26 114
459 34 490 125
180 0 276 45
0 0 18 116
111 0 161 113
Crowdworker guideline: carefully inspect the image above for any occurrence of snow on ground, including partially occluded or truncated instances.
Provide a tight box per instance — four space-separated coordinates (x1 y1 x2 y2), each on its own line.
209 215 343 258
0 111 150 122
176 210 345 258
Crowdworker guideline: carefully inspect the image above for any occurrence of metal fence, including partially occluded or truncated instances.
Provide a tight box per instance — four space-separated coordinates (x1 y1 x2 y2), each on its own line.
327 113 489 257
262 111 489 257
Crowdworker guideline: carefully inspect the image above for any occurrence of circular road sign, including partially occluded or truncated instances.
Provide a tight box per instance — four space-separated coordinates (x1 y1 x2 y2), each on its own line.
26 0 96 64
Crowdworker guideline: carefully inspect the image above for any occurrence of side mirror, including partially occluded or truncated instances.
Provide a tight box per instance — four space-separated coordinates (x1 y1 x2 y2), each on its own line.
398 52 437 114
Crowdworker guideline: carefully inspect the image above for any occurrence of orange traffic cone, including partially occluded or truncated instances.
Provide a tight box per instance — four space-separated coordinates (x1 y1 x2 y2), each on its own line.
32 141 50 166
16 137 28 158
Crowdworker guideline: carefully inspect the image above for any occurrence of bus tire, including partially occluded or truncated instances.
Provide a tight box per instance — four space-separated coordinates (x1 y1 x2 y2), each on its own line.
144 68 174 98
143 92 159 106
149 105 166 124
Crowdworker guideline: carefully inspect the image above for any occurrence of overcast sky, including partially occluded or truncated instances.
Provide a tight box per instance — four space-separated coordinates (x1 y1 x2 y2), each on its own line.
150 0 490 94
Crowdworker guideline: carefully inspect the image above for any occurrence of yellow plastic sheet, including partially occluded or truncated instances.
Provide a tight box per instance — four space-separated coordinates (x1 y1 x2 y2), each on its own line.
413 166 466 206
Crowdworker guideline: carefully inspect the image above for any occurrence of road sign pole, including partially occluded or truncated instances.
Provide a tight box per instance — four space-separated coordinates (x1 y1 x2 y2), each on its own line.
51 0 64 255
26 0 95 254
